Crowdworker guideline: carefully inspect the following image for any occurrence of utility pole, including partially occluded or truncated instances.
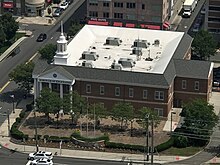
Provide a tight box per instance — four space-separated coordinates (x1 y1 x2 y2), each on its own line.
86 97 89 137
145 114 149 162
34 104 39 152
93 104 95 137
151 118 154 165
7 109 10 137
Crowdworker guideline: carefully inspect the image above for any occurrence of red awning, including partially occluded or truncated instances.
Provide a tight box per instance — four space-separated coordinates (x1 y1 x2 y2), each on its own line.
113 22 123 27
125 23 135 28
164 21 170 26
163 23 169 28
3 2 13 8
140 24 146 28
88 20 109 26
145 25 161 30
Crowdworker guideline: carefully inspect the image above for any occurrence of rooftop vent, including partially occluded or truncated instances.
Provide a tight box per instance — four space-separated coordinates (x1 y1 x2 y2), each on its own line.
82 51 98 61
82 61 94 68
105 37 122 46
118 58 135 68
132 47 142 55
111 60 122 70
133 39 148 48
154 39 160 46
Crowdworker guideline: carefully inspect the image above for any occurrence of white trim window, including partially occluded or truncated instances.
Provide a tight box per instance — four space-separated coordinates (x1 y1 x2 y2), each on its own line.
129 88 134 98
155 91 164 100
182 80 187 89
194 81 199 90
100 85 104 95
115 87 120 96
154 108 163 117
143 90 148 99
86 84 91 93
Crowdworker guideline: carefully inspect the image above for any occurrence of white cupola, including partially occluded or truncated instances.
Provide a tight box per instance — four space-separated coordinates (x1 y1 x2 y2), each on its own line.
54 21 69 65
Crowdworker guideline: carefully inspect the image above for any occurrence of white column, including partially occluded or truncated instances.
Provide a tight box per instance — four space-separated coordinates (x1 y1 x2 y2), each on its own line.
49 82 52 90
39 82 42 92
34 78 37 101
60 84 63 99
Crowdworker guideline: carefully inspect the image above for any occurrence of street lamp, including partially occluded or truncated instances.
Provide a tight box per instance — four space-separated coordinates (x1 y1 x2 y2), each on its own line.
170 111 176 134
34 104 39 152
10 94 15 113
70 109 74 125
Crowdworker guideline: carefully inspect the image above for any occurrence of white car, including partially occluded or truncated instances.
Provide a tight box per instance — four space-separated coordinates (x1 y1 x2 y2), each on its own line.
28 151 53 160
30 158 53 165
59 2 69 10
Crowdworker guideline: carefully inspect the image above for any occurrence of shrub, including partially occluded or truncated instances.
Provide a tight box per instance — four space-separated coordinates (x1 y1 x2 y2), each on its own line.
19 111 25 119
34 134 42 140
16 117 21 123
105 141 144 152
173 135 188 148
43 135 49 140
155 137 174 152
10 123 25 140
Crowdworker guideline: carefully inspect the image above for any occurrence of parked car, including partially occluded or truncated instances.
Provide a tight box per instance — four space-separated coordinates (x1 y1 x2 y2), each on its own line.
66 0 73 4
212 79 220 87
59 1 68 10
36 33 47 42
28 151 53 161
53 8 63 17
30 158 53 165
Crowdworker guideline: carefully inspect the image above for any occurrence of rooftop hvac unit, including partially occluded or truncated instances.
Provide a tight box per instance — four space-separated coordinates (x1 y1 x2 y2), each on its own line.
82 61 94 68
132 47 142 55
154 39 160 46
118 58 135 68
111 60 122 70
133 39 148 48
105 37 122 46
82 51 98 61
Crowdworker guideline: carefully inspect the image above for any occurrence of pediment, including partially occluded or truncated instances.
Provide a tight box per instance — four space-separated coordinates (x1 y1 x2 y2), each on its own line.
38 66 75 82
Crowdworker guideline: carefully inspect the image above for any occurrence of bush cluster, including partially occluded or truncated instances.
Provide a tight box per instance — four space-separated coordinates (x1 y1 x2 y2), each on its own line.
43 135 70 143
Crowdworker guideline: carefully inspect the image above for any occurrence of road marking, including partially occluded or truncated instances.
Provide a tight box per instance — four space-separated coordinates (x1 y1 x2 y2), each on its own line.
0 81 10 93
26 52 38 64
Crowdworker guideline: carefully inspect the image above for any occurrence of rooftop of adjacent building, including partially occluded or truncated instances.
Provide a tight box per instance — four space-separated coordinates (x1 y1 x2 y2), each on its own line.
54 25 185 74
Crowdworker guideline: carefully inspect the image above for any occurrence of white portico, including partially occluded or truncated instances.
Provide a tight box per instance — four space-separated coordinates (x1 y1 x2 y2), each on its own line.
33 66 75 100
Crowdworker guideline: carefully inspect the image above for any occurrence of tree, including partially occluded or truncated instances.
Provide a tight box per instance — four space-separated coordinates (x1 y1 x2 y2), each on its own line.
138 107 160 128
39 44 56 63
0 13 19 41
180 99 218 146
0 24 6 47
112 102 134 130
9 62 35 94
36 88 62 122
192 30 217 60
67 22 83 38
88 103 107 126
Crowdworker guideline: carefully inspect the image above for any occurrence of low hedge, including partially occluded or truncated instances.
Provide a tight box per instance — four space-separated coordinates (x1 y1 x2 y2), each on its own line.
10 122 28 140
105 141 145 152
47 136 71 143
155 137 174 152
71 132 109 142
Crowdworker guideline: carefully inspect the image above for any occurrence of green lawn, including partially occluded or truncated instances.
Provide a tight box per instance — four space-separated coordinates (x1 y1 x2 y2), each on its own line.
160 146 203 156
0 32 25 54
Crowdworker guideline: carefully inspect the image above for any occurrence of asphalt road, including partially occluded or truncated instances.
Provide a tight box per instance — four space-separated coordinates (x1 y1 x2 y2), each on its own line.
177 0 205 34
0 146 128 165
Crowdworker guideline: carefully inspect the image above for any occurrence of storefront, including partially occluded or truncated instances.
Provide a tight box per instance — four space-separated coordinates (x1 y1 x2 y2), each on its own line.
25 0 44 16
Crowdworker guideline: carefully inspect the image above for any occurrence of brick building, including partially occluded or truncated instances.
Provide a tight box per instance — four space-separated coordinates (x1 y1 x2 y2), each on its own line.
204 0 220 41
33 25 213 117
86 0 179 29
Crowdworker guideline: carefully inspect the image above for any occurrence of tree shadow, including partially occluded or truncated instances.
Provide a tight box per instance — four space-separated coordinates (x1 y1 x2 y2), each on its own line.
0 88 26 104
204 145 220 156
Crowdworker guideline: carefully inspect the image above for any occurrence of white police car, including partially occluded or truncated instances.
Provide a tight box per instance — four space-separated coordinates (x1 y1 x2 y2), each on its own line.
30 158 53 165
28 151 53 161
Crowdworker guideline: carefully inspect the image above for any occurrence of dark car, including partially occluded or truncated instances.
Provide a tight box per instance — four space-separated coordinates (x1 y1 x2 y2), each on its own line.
53 8 63 17
36 33 47 42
